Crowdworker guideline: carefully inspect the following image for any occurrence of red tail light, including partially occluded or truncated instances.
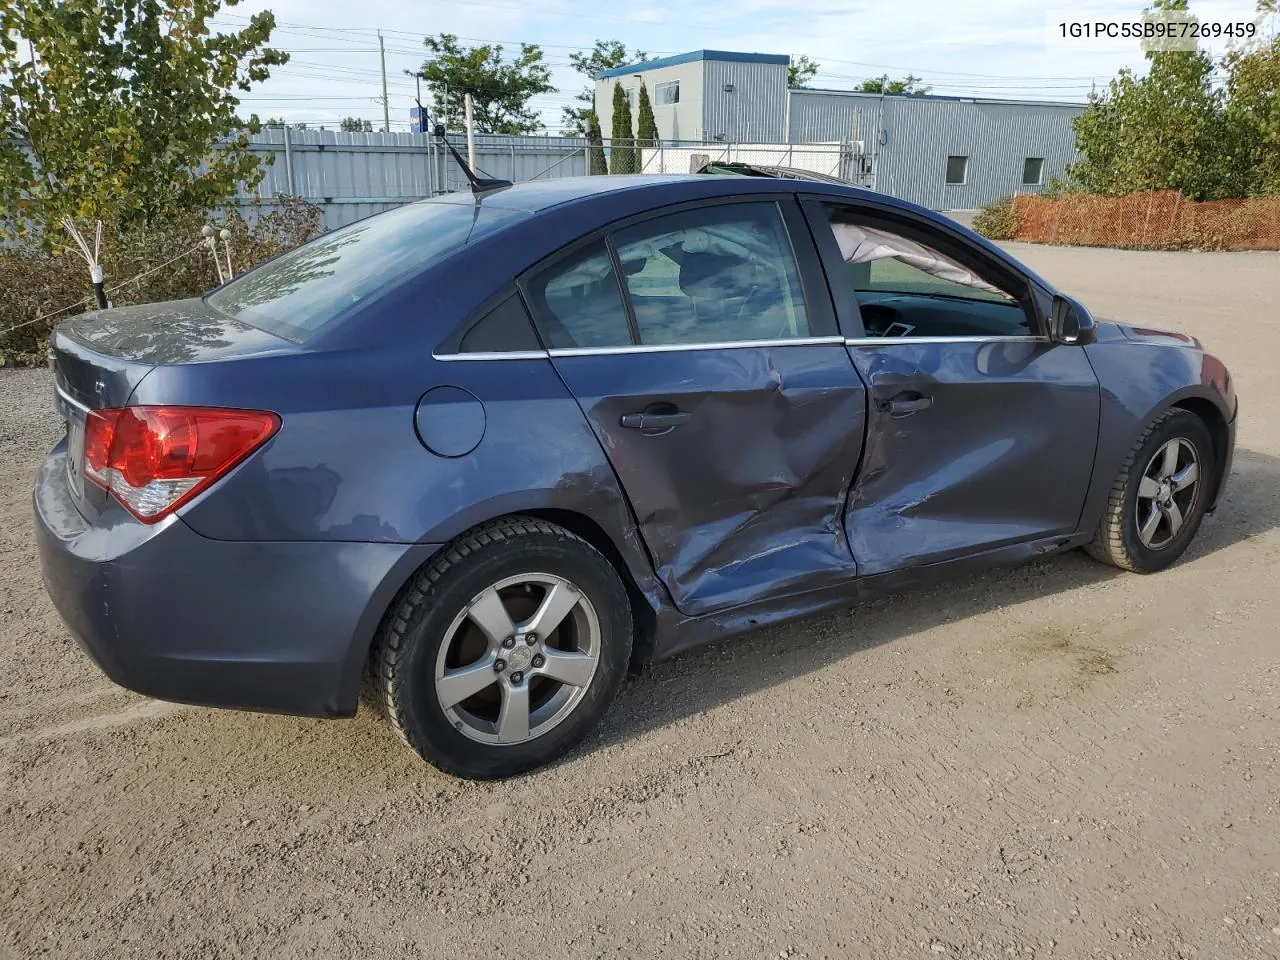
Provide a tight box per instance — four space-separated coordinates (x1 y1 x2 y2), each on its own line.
83 406 281 523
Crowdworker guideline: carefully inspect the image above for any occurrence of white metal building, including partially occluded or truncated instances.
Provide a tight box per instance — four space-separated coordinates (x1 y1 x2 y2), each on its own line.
595 50 790 144
594 50 1085 210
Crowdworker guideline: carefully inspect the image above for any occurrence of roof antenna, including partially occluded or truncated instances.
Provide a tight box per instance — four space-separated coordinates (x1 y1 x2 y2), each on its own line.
432 123 512 194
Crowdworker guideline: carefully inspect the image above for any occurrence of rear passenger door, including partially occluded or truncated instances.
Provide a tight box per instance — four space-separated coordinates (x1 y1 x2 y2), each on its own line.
521 197 866 616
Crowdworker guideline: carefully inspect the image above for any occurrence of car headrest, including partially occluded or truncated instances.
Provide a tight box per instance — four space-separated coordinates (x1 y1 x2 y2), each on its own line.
678 250 755 300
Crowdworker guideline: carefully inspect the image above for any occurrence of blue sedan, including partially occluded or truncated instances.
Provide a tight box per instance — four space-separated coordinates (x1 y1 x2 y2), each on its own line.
35 175 1237 778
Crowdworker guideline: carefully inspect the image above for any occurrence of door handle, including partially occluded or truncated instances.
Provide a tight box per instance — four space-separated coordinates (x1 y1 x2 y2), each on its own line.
880 392 933 417
619 407 692 431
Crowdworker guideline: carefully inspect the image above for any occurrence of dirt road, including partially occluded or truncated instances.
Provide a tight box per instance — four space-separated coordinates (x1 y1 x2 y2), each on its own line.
2 245 1278 959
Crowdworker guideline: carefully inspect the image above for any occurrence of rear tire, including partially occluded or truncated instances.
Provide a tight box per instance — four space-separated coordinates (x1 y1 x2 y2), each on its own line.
371 516 632 779
1085 408 1214 573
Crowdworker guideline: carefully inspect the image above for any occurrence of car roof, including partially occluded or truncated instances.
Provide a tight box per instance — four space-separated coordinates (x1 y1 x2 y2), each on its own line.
410 175 1055 308
427 174 880 215
303 174 1057 351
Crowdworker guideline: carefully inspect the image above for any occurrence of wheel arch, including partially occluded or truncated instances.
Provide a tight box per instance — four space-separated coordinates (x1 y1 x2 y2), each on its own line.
347 504 668 711
1169 394 1231 508
1080 368 1234 541
520 507 660 669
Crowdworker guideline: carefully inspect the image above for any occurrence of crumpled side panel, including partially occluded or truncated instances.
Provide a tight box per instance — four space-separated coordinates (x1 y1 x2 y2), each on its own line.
844 339 1100 574
549 344 866 615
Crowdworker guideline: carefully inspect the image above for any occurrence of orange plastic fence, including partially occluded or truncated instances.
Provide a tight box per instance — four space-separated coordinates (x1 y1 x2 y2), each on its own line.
1012 191 1280 251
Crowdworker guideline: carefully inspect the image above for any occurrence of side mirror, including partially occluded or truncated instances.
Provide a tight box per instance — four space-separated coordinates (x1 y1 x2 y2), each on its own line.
1049 295 1096 346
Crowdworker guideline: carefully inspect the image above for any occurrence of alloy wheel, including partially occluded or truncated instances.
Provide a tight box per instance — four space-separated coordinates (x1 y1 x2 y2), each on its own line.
433 573 601 746
1135 437 1201 550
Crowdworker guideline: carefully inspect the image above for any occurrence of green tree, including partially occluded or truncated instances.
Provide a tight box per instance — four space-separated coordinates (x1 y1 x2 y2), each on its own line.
339 116 373 133
636 83 658 149
586 111 608 175
420 33 554 135
788 55 820 88
609 82 636 174
1223 0 1280 196
562 40 646 136
1069 0 1230 199
856 74 932 94
0 0 287 243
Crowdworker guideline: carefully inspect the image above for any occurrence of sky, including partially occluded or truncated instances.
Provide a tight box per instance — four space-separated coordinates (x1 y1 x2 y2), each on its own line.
211 0 1274 134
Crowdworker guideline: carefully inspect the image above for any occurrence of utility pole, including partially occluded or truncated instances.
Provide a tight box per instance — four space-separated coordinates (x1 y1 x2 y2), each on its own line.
404 69 426 132
872 74 888 193
464 92 477 171
378 31 390 133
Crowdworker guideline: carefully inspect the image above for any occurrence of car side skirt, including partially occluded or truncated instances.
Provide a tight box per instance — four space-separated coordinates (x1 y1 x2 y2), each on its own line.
652 531 1088 663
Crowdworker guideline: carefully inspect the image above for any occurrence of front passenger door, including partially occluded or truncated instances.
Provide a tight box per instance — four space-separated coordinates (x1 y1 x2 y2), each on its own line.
806 199 1102 575
522 198 866 616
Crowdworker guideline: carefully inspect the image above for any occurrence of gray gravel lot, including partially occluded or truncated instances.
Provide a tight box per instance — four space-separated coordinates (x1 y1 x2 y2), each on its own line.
2 244 1279 959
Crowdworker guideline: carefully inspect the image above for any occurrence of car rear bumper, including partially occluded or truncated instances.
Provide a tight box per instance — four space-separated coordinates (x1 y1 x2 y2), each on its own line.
34 447 438 718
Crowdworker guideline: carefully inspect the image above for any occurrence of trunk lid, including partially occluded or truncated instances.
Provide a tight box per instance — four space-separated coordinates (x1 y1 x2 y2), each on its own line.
49 298 298 520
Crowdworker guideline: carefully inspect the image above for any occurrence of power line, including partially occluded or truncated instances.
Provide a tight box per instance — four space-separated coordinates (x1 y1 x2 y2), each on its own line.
213 11 1106 125
213 16 1109 87
812 56 1102 82
218 14 678 53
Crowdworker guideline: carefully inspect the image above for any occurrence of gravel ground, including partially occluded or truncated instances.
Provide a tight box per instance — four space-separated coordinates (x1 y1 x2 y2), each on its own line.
2 245 1279 960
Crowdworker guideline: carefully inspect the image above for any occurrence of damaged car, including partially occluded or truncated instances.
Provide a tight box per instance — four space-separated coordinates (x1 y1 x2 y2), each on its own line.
35 174 1237 778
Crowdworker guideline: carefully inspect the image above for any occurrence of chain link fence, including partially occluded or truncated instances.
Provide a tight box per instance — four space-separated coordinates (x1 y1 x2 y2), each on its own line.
593 139 871 186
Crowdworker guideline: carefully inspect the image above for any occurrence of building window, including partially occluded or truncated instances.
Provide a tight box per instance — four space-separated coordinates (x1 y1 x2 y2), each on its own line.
624 87 636 108
1022 157 1045 185
654 80 680 106
945 155 968 185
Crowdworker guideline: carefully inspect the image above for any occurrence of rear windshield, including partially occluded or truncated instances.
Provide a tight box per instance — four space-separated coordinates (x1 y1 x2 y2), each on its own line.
207 199 528 341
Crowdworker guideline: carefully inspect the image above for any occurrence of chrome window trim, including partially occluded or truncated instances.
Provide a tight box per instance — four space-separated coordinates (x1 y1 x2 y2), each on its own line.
433 349 549 362
547 336 847 358
55 383 90 414
432 336 1048 359
845 335 1050 346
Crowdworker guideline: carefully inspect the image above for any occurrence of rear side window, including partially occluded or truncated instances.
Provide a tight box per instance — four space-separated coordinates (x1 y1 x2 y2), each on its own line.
612 202 810 346
524 241 632 349
208 199 528 341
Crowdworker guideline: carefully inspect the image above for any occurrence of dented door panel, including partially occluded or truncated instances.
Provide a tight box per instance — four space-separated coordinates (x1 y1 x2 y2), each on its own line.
844 339 1100 575
549 344 866 616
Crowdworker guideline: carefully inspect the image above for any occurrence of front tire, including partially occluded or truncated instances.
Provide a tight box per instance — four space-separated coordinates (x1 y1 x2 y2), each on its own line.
1086 408 1215 573
372 517 632 779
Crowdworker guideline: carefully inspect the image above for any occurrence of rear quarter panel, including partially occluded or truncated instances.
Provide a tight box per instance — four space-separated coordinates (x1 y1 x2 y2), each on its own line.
135 347 668 617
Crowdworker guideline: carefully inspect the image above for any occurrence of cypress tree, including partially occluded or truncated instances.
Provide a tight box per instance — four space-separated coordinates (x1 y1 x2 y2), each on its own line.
586 110 607 175
609 82 635 174
636 83 658 159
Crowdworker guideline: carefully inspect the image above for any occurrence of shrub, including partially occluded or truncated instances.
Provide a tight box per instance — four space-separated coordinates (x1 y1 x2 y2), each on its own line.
972 196 1020 240
1040 175 1069 201
0 197 321 367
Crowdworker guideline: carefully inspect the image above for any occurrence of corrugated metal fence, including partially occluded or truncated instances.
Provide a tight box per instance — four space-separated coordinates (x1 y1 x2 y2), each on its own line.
231 131 876 231
234 129 590 229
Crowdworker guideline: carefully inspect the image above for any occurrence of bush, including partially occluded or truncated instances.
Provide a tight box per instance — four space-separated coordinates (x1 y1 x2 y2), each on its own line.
0 197 321 367
1040 175 1069 201
972 196 1020 241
